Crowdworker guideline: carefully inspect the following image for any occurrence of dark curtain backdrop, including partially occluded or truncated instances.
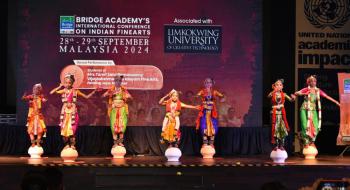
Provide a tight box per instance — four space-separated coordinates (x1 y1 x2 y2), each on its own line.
0 124 278 156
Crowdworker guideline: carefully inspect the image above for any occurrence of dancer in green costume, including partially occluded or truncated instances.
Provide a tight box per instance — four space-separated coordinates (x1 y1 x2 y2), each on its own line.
102 76 132 147
294 75 340 147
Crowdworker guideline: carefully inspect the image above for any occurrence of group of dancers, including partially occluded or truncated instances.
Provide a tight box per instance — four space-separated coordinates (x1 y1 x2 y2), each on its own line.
269 75 340 151
23 73 340 156
23 75 223 152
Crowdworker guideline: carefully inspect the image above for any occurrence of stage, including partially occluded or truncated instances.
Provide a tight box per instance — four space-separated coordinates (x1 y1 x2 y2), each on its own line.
3 0 350 189
1 155 350 190
1 125 349 189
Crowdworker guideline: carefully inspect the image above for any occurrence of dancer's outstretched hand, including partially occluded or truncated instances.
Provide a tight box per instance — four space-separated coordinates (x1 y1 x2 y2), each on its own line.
291 94 296 100
336 102 341 107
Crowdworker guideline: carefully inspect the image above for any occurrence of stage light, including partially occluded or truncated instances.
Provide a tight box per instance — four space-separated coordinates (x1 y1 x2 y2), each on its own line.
176 171 182 176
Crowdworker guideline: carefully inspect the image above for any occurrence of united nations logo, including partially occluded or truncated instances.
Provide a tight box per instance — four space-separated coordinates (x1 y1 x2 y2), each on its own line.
304 0 350 29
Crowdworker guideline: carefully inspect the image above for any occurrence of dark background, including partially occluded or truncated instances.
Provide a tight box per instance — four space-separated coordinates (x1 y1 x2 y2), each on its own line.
2 0 17 114
262 0 295 126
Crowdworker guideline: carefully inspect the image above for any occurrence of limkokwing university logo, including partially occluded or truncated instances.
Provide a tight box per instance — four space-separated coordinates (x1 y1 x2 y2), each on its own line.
304 0 350 29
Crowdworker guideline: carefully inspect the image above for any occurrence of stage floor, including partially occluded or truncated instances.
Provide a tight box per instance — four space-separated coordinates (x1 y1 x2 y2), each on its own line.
0 155 350 166
1 155 350 190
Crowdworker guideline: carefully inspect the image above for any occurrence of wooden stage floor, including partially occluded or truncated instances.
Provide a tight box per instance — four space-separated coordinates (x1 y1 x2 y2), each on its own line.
1 155 349 190
0 155 350 166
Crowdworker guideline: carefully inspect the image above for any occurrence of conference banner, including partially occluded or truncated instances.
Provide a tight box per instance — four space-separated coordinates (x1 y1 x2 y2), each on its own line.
295 0 350 150
16 0 262 127
337 73 350 145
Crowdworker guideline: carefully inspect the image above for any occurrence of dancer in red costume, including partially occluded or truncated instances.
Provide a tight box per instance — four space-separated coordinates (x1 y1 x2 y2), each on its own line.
268 79 295 150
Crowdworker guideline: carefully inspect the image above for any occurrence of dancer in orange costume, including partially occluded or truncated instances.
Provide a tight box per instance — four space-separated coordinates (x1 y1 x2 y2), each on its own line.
159 89 199 147
22 83 47 147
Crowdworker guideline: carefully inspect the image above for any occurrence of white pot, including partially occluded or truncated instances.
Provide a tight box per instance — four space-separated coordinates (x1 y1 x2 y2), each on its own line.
200 145 216 159
270 149 288 163
60 147 78 163
111 145 127 159
28 146 44 159
302 146 318 160
165 147 182 162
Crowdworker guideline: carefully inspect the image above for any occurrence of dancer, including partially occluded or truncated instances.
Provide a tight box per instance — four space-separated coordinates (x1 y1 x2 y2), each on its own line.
22 83 47 147
159 89 199 147
196 78 224 147
50 74 97 149
268 79 294 150
102 75 132 147
294 75 340 147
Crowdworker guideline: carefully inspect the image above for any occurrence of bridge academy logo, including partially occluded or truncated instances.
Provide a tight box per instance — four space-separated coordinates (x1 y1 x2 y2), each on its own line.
304 0 350 29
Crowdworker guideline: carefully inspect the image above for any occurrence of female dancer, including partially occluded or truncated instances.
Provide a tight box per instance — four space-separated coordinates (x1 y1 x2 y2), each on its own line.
50 74 97 149
196 78 224 147
294 75 340 147
102 75 132 147
159 89 199 147
22 83 47 147
268 79 294 150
